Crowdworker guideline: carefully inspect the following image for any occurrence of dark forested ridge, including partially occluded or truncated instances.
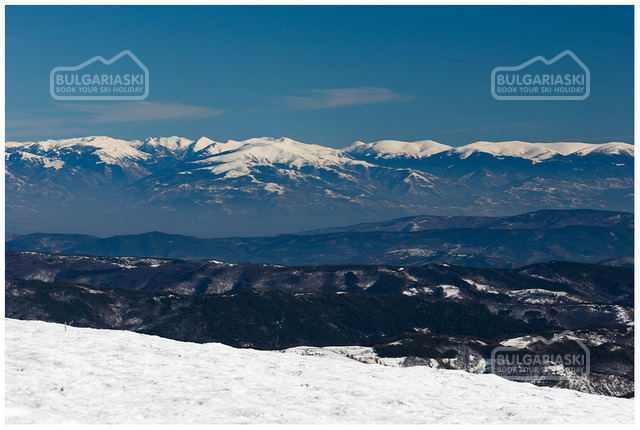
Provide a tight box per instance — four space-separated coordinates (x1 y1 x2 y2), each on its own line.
5 210 633 268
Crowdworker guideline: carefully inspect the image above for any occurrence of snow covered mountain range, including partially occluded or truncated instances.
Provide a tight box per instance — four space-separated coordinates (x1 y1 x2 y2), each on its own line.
346 139 633 161
5 136 633 236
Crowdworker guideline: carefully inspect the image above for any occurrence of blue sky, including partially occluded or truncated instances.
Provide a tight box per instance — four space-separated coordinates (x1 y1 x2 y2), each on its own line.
5 5 634 148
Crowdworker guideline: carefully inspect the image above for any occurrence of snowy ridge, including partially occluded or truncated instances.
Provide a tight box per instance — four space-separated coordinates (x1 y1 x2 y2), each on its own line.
194 137 372 176
345 139 453 159
5 318 633 424
345 139 633 162
6 136 152 165
453 141 634 162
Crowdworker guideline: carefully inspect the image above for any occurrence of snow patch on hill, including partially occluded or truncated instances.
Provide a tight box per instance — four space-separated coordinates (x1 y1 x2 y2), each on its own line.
6 152 66 170
463 278 500 294
437 284 463 298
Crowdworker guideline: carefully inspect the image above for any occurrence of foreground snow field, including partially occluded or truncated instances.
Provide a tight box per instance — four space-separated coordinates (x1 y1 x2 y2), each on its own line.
5 319 634 424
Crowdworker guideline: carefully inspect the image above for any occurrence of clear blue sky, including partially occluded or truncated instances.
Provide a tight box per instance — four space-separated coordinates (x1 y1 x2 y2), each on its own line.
5 5 634 148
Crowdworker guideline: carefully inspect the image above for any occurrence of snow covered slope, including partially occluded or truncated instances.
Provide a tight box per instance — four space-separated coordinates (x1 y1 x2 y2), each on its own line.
5 319 633 424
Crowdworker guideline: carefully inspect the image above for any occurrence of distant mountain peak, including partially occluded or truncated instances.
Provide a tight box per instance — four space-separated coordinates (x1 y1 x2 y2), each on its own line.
345 139 453 159
194 136 369 177
192 136 216 152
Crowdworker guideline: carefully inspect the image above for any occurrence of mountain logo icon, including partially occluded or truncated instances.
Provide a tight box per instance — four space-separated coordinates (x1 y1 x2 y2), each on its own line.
50 50 149 101
490 330 591 382
491 50 590 101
